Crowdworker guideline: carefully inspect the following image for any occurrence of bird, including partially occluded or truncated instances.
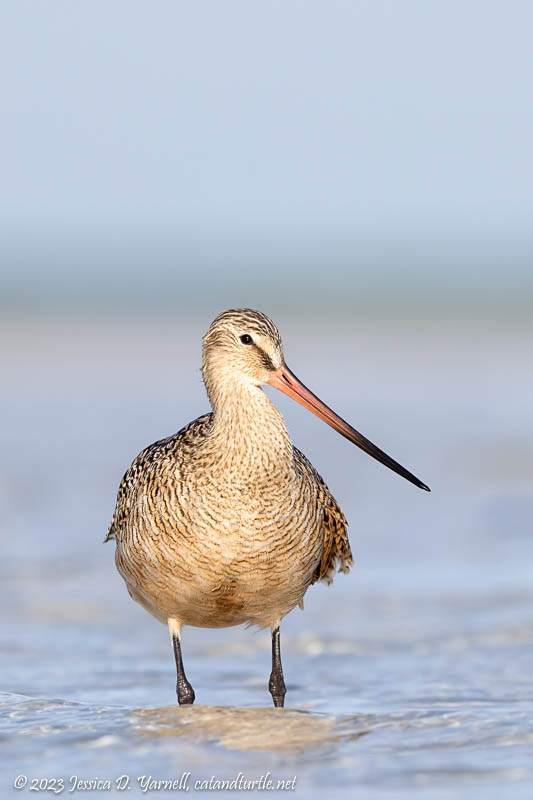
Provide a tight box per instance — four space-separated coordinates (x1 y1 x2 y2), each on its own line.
105 309 430 707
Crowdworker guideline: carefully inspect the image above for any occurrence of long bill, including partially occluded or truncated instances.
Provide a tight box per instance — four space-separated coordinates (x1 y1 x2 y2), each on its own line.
268 363 430 492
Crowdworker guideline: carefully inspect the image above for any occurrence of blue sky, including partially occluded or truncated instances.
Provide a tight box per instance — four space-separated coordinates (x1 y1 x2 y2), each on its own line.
1 1 532 311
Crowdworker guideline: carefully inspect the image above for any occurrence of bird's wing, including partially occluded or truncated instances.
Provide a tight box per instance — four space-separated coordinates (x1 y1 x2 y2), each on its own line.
293 447 354 585
104 412 212 543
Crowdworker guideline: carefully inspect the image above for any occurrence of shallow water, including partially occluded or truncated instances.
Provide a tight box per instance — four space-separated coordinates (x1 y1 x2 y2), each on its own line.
2 314 533 797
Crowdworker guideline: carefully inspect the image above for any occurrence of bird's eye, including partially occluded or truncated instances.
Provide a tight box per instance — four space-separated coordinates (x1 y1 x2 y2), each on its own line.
240 334 253 345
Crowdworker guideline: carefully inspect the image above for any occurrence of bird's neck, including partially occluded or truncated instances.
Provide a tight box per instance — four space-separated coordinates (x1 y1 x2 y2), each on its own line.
206 380 293 477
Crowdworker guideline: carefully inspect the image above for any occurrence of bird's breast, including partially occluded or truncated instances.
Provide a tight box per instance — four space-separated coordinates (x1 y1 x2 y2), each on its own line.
115 462 324 628
123 463 321 567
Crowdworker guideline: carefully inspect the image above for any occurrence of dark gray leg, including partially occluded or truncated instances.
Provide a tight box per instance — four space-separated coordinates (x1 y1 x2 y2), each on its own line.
269 625 286 708
172 633 195 705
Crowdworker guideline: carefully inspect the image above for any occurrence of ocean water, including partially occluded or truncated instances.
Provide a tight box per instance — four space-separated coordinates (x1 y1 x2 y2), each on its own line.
2 313 533 798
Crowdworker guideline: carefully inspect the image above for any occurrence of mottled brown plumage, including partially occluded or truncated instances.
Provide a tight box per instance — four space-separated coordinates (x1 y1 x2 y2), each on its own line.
106 308 428 706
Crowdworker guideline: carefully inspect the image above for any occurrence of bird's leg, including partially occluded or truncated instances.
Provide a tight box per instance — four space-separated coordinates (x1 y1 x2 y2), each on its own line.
169 620 195 705
269 625 286 708
172 634 195 705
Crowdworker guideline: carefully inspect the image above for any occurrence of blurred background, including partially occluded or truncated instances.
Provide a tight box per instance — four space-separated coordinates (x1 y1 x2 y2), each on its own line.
1 2 532 797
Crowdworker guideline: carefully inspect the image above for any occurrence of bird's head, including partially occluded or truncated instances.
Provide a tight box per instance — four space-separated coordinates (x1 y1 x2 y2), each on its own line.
202 308 284 391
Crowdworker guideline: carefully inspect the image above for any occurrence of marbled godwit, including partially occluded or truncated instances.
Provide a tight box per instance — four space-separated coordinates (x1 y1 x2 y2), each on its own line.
106 309 429 707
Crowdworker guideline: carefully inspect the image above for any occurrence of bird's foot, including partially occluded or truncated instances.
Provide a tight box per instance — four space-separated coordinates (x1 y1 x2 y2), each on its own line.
269 669 286 708
177 679 195 705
